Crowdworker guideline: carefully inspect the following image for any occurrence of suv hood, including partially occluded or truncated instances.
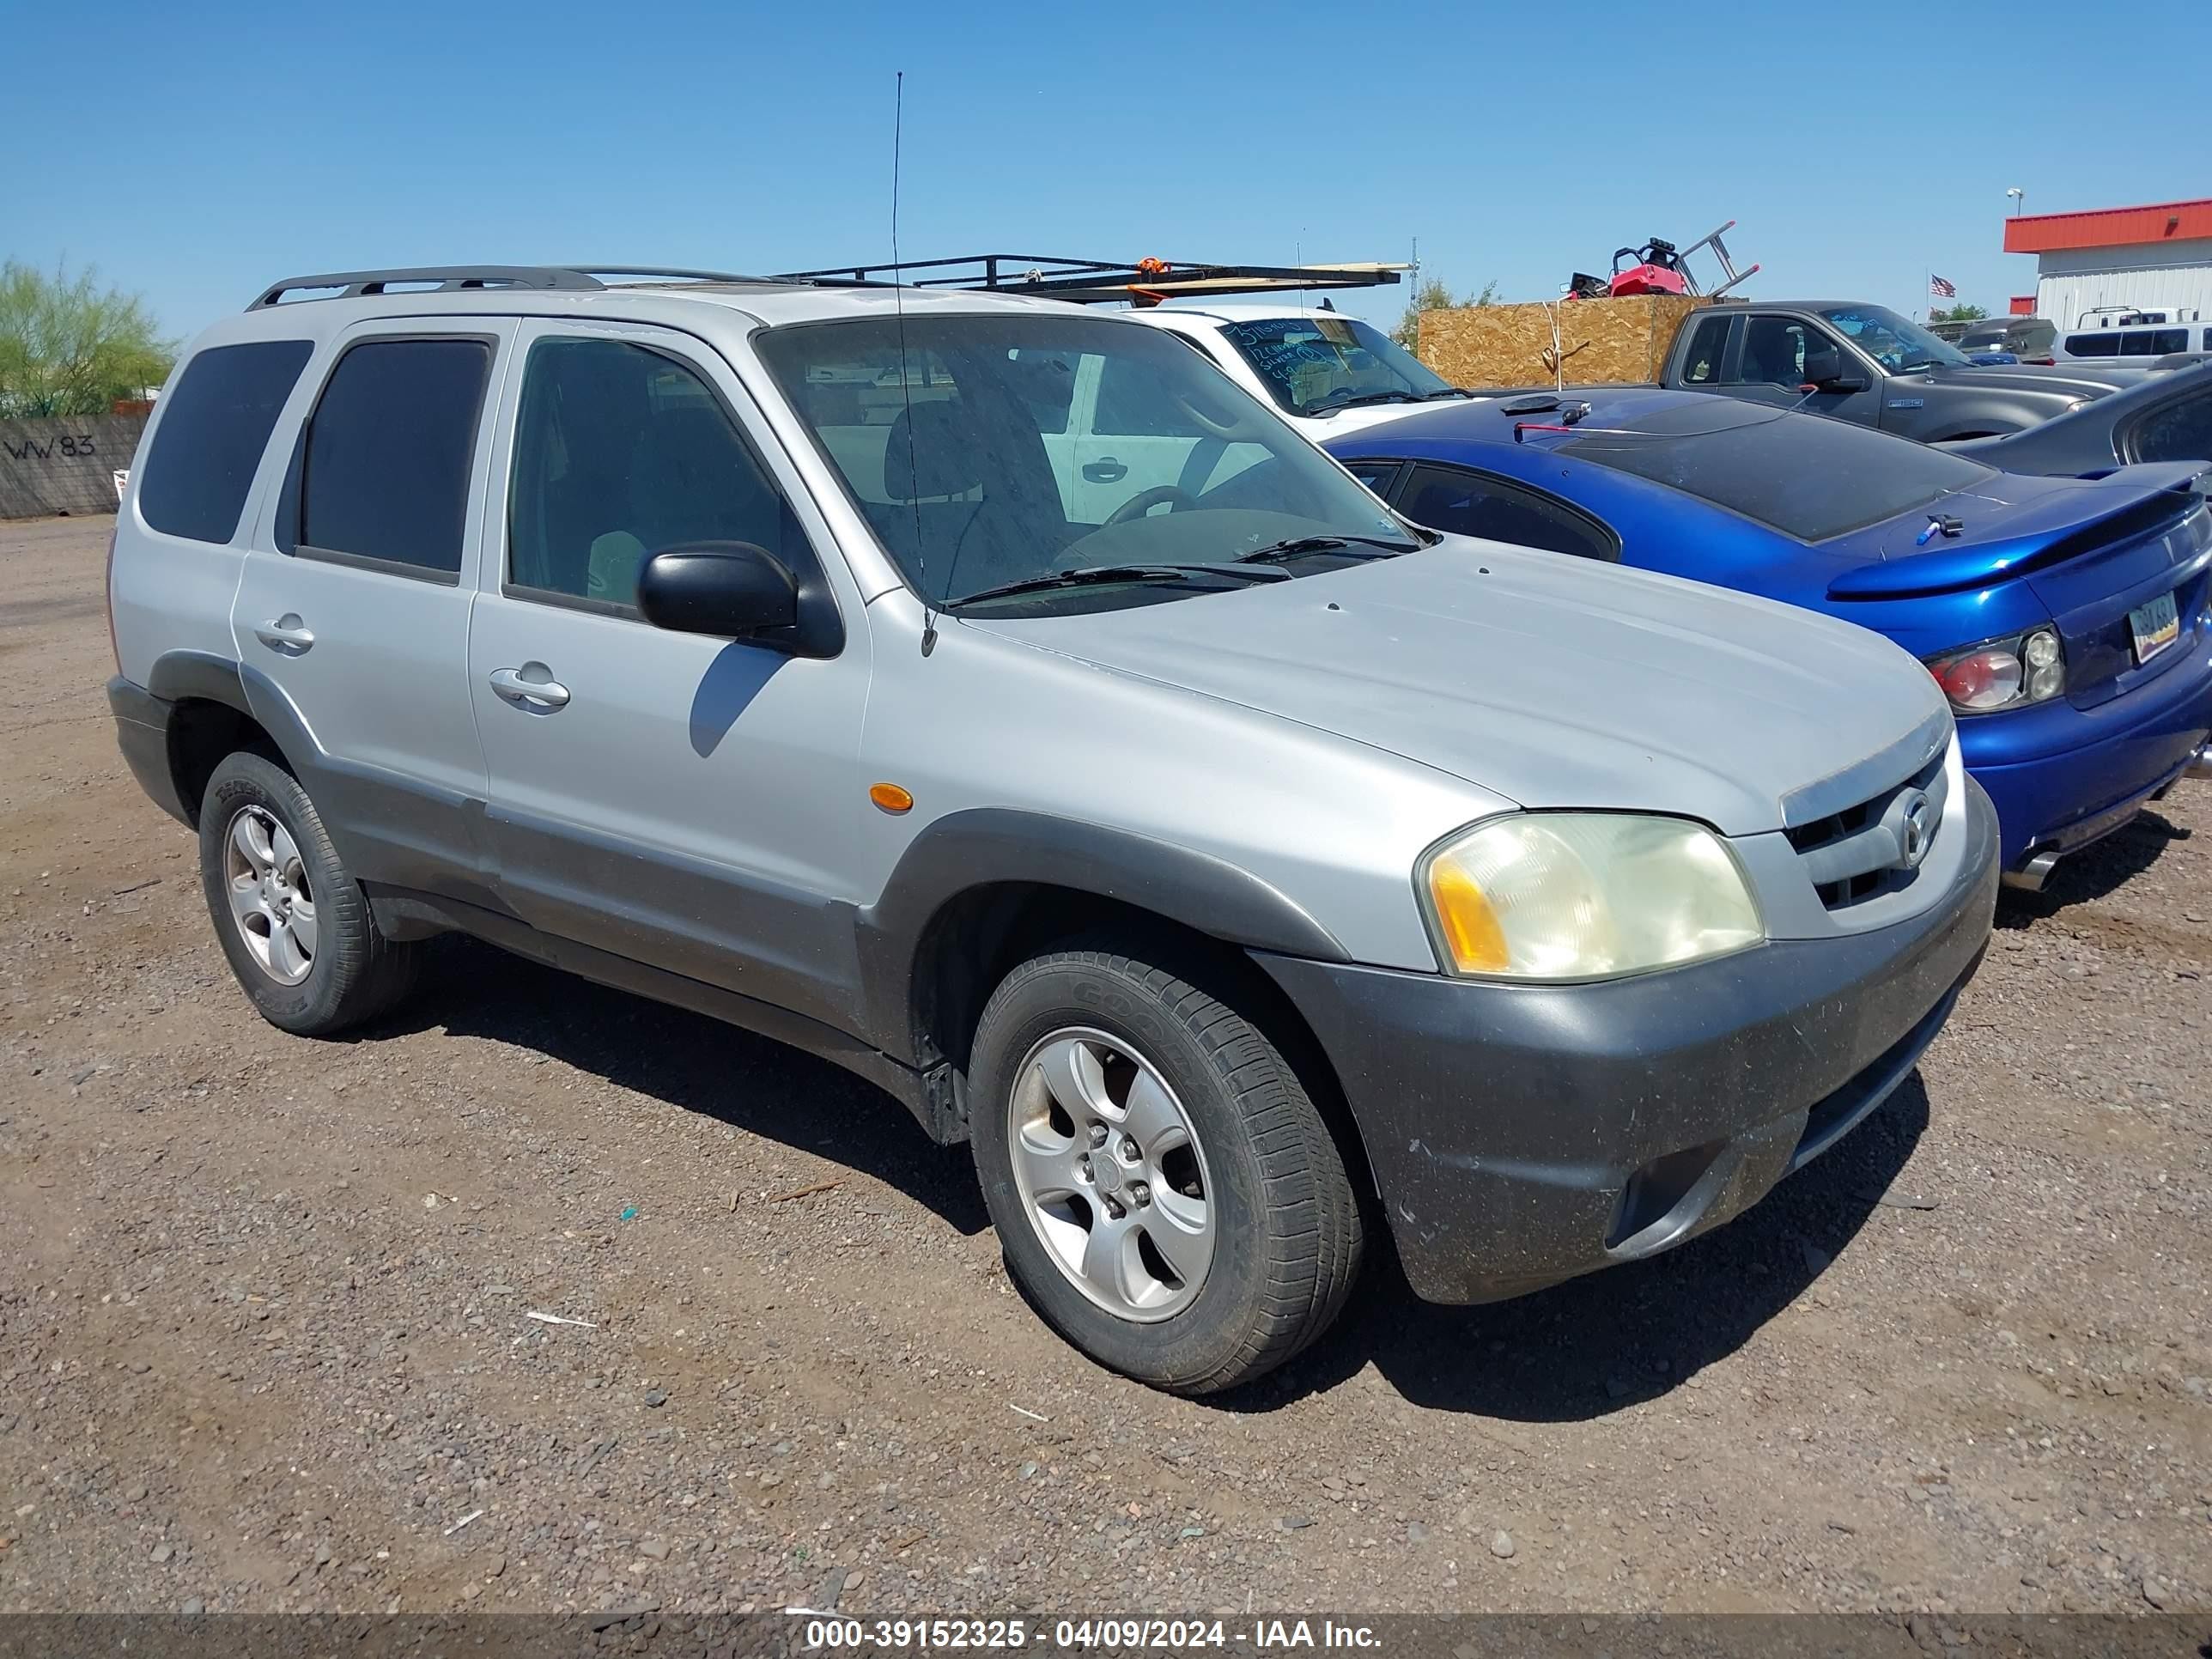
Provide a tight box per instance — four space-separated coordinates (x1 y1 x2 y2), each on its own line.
970 538 1949 837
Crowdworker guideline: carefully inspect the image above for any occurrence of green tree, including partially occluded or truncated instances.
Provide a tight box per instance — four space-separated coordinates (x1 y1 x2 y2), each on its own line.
1931 301 1989 323
1392 276 1498 352
0 259 176 420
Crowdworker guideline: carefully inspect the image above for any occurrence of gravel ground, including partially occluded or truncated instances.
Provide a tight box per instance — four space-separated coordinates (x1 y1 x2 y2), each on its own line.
2 514 2207 1618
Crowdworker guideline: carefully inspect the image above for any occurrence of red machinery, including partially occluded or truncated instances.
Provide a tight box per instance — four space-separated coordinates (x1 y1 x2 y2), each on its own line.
1567 222 1759 301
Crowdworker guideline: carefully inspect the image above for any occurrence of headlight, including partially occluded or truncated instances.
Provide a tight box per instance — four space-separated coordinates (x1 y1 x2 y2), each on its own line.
1924 626 2064 712
1419 813 1764 981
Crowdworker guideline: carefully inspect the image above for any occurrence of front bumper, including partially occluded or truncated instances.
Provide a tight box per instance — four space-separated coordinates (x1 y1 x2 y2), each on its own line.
1255 775 2000 1305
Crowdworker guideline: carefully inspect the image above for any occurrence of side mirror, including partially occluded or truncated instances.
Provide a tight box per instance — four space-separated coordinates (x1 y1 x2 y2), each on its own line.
637 542 799 640
1803 372 1869 394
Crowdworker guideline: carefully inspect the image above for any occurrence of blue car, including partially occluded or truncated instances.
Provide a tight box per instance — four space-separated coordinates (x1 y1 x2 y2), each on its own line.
1328 389 2212 888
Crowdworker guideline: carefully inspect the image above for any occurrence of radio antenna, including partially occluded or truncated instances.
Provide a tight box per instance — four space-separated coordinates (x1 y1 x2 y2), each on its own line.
890 71 935 656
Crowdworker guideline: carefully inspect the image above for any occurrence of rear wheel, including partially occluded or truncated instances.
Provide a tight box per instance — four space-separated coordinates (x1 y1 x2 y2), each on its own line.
198 751 420 1036
969 940 1362 1395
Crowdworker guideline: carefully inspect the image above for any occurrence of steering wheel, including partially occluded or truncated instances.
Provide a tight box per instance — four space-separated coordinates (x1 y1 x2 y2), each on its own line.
1104 484 1195 526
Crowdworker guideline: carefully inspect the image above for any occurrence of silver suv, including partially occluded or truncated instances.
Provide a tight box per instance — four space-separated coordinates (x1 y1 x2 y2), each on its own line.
106 265 1999 1394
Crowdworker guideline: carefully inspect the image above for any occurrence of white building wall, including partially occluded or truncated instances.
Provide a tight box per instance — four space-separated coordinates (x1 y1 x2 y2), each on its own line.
2034 237 2212 327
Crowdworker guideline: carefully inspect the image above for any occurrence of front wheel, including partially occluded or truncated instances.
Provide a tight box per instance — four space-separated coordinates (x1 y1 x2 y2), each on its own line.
969 941 1363 1394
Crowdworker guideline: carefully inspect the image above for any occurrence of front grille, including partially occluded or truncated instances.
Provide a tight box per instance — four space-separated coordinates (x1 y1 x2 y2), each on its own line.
1785 748 1948 911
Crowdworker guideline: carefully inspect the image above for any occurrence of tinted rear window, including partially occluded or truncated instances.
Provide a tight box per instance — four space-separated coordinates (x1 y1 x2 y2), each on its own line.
137 340 313 543
299 337 492 574
1559 403 1995 542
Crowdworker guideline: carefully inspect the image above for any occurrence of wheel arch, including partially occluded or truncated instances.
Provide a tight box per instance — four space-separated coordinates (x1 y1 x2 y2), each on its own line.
855 811 1368 1187
144 650 313 826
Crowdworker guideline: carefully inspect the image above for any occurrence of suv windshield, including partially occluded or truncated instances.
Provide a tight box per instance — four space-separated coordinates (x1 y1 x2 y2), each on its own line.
1559 400 1996 542
1817 304 1972 373
754 313 1419 607
1959 324 2008 349
1215 313 1456 416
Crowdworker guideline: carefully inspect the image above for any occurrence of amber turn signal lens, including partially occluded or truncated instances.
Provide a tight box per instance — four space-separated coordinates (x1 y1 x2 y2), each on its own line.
1426 857 1510 973
869 782 915 814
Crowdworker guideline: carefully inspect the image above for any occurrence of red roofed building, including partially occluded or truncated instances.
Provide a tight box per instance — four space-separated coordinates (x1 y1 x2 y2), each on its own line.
2002 197 2211 330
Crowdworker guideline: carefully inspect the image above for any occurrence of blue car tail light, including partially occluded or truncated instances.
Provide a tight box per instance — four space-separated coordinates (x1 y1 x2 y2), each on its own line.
1923 627 2066 713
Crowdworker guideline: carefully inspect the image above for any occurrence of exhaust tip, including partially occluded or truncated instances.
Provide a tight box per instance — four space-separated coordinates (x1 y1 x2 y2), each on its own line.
2002 848 2062 892
2187 744 2212 782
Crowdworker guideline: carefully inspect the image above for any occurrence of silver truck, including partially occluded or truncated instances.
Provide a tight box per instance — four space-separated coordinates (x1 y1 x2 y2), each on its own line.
1667 300 2128 441
106 264 1999 1393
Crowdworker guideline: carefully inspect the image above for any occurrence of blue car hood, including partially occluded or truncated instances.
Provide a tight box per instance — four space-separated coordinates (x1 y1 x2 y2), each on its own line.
1824 462 2207 599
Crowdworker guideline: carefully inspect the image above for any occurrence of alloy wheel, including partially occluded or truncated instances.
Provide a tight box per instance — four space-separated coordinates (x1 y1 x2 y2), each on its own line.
222 805 317 986
1006 1026 1215 1322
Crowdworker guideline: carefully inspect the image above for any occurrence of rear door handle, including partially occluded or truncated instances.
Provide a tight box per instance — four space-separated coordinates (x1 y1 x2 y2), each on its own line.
488 665 571 711
253 615 314 654
1082 458 1128 483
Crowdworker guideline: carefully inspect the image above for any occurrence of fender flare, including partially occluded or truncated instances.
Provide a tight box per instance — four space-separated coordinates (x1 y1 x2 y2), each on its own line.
853 808 1351 1065
145 647 325 771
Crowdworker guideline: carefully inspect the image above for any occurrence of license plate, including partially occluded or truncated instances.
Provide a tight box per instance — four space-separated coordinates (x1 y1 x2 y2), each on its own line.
2129 591 2180 664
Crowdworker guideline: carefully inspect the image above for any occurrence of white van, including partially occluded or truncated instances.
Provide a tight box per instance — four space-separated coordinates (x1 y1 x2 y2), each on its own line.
2054 307 2212 363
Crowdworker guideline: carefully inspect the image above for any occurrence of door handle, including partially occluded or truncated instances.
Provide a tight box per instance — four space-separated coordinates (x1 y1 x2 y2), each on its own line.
488 665 571 711
253 615 314 654
1082 458 1128 483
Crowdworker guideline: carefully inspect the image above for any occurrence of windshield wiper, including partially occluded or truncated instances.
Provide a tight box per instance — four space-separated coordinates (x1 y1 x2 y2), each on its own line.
945 562 1291 608
1419 386 1475 401
1234 534 1420 565
1304 388 1423 415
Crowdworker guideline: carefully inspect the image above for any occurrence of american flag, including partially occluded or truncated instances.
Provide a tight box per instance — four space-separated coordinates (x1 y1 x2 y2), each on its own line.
1929 274 1958 299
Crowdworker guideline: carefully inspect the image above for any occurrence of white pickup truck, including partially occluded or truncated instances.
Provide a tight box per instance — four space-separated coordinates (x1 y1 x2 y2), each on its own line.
1124 302 1475 442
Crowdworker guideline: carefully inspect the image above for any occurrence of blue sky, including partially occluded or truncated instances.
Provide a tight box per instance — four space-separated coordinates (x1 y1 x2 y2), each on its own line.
12 0 2210 344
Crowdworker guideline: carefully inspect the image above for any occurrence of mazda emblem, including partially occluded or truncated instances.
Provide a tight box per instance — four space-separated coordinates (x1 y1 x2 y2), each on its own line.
1893 788 1935 870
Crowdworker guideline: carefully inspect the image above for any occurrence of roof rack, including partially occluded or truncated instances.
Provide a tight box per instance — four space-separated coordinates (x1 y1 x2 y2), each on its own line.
247 264 774 310
771 253 1409 306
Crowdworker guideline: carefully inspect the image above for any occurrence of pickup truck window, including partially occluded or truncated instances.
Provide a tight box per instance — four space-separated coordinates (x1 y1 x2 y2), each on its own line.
756 314 1417 607
1815 305 1969 373
1739 317 1812 386
1216 315 1455 416
1560 401 1994 542
1679 314 1731 384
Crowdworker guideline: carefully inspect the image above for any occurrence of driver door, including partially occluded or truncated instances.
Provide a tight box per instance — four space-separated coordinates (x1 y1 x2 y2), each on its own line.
1723 314 1883 427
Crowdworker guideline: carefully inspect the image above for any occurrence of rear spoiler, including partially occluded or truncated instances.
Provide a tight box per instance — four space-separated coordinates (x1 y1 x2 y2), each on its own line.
1827 480 2209 600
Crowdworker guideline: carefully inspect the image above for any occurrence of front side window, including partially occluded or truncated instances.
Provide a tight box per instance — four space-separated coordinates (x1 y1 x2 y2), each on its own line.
754 313 1418 608
2065 331 2121 357
137 340 313 544
1397 465 1620 561
1215 313 1455 416
1735 316 1812 386
507 337 805 609
1561 400 1995 542
299 338 492 574
1817 305 1969 372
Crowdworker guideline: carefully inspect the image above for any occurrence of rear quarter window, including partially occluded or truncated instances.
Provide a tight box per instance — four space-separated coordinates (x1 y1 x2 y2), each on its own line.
136 340 313 543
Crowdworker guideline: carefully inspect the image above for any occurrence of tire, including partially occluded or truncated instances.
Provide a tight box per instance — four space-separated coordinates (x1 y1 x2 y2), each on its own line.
197 751 420 1036
969 939 1363 1395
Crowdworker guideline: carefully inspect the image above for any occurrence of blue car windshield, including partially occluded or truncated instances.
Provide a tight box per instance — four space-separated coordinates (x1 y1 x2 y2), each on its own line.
1560 401 1996 542
1217 314 1455 416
